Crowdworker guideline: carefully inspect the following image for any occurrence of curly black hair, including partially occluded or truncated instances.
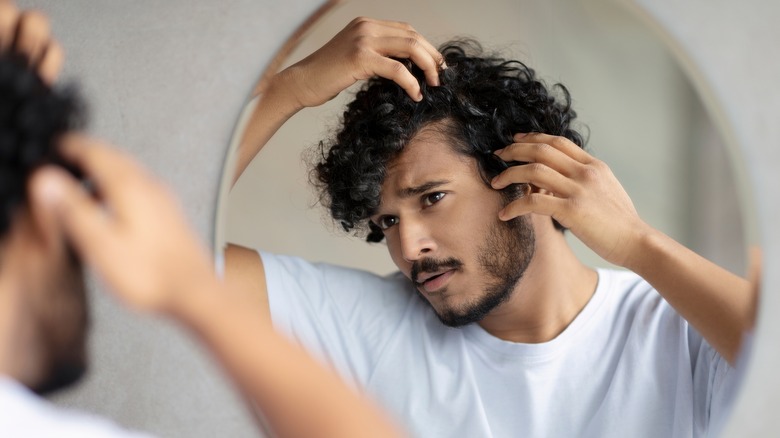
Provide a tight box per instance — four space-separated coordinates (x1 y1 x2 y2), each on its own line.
0 54 83 240
314 39 586 242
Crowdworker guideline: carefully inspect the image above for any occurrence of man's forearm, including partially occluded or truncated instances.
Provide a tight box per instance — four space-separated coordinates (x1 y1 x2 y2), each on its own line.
624 228 753 365
171 277 405 438
232 70 304 187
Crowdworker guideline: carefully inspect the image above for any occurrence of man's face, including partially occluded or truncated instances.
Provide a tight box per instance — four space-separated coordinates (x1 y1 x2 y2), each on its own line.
371 125 536 326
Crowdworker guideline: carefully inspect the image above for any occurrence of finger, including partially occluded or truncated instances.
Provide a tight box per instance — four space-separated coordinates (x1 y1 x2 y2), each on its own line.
0 1 20 51
495 141 583 177
491 162 578 196
58 134 153 213
29 166 122 269
357 17 446 70
373 35 442 87
37 39 63 84
511 132 592 164
498 192 569 223
368 53 423 101
13 10 51 67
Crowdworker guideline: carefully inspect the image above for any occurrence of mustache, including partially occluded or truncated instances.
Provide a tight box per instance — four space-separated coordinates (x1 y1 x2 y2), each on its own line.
411 257 464 284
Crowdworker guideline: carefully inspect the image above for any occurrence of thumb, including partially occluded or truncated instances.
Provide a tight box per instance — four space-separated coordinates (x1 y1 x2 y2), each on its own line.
28 166 117 267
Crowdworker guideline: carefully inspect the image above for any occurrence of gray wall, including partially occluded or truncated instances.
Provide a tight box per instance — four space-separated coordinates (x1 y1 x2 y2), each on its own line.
13 0 779 437
18 0 322 436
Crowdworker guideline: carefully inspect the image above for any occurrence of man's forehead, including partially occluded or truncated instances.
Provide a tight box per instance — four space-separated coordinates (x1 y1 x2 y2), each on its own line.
382 129 479 197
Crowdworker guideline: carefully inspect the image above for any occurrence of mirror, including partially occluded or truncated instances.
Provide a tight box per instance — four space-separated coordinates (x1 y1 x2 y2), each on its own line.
217 0 755 435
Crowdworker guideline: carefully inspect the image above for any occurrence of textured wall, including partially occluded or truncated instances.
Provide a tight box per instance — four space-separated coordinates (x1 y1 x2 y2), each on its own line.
17 0 322 437
12 0 780 437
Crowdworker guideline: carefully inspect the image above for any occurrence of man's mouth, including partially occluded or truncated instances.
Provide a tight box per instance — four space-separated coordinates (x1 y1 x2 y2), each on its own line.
415 269 457 293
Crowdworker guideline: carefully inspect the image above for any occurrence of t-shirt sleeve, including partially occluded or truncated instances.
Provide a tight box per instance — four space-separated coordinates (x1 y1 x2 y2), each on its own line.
688 326 743 437
259 251 415 385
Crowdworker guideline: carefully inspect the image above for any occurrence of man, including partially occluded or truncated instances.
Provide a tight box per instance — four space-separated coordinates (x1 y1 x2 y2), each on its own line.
0 5 404 437
228 17 754 437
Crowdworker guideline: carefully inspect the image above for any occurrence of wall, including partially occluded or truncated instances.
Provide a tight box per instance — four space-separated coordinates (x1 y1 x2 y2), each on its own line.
14 0 779 437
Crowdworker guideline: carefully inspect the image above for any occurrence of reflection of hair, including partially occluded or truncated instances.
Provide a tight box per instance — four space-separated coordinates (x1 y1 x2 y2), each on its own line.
0 55 83 239
314 40 586 242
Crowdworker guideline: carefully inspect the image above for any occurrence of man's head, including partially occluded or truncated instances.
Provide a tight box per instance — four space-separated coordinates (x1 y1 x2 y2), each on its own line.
314 40 585 325
0 54 87 394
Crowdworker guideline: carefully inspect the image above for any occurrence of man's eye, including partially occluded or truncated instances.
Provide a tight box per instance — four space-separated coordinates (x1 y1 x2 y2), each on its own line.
377 216 399 230
423 192 446 207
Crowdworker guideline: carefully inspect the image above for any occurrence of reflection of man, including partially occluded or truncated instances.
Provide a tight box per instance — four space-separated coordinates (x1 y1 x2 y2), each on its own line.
229 18 754 437
1 6 403 438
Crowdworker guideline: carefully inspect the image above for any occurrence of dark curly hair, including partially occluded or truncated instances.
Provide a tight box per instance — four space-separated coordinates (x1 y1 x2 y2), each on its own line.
314 40 586 242
0 54 84 240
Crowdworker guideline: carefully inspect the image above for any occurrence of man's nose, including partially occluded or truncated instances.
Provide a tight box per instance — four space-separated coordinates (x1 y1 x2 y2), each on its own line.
398 218 437 262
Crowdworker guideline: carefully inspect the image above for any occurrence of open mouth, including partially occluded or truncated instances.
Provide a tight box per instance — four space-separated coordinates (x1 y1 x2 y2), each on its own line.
416 269 456 293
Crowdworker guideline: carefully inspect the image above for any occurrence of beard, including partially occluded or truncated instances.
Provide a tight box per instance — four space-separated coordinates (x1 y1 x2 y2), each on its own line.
412 214 535 327
32 246 89 395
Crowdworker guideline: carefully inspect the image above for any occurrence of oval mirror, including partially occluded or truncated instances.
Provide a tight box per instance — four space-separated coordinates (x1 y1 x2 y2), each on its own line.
216 0 757 436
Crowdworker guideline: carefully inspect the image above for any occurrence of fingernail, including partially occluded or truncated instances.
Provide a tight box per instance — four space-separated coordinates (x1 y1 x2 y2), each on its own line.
491 176 501 187
440 61 448 70
415 92 423 102
514 133 528 140
494 148 504 155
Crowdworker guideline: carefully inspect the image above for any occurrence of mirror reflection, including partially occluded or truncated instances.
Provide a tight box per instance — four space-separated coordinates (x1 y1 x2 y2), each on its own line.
219 0 754 436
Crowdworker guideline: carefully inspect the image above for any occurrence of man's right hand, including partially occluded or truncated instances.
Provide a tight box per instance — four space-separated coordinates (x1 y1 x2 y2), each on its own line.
0 0 63 85
29 135 218 316
277 16 445 109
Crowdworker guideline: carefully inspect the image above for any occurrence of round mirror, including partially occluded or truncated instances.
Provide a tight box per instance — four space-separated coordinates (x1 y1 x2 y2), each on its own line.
216 0 756 435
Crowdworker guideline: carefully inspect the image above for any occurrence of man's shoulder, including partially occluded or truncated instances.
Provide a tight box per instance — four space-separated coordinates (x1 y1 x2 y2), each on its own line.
261 251 410 290
598 267 656 297
596 267 687 330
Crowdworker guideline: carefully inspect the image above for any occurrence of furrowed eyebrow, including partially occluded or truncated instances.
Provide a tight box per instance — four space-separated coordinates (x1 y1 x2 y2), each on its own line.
397 180 450 198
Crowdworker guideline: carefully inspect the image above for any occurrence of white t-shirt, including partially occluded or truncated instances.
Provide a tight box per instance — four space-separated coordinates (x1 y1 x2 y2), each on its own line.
262 252 739 438
0 377 152 438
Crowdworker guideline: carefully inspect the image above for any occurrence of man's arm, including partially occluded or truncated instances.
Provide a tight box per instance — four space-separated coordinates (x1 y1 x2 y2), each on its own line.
492 132 754 365
232 16 445 186
29 135 406 438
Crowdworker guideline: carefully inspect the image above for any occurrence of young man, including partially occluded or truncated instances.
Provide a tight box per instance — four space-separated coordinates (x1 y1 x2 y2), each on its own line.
0 5 403 437
228 17 755 437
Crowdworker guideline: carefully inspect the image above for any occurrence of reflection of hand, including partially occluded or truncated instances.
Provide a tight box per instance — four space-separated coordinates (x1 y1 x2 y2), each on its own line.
278 16 444 108
491 132 650 267
0 2 63 84
29 134 218 315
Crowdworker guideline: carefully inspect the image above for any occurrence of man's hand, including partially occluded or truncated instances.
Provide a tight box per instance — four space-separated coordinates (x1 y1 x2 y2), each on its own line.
29 134 217 315
492 132 754 364
0 1 62 84
491 132 651 268
277 16 445 108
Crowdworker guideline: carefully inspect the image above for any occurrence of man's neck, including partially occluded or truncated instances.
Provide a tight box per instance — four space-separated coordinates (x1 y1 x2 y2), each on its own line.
0 279 45 389
477 226 598 344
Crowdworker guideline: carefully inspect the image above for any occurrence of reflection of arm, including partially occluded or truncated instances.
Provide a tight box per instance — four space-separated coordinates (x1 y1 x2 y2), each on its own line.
623 231 753 366
232 72 303 187
493 133 754 366
231 17 445 187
